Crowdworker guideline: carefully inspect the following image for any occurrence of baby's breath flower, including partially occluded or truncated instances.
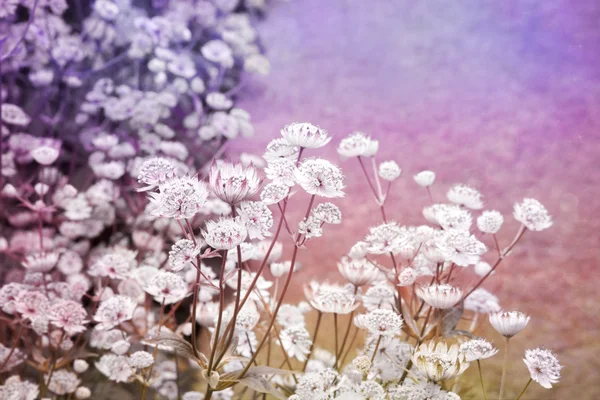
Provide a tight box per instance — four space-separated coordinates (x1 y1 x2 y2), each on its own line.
414 170 436 187
460 338 498 361
378 160 401 181
209 161 261 205
294 158 345 198
337 131 379 158
513 198 552 231
477 210 504 233
523 348 562 389
416 284 462 310
489 311 530 338
203 217 248 250
354 309 403 336
281 122 331 148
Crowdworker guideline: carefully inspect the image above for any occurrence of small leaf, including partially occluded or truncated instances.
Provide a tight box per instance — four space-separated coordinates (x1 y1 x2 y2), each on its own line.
143 328 197 360
238 376 286 400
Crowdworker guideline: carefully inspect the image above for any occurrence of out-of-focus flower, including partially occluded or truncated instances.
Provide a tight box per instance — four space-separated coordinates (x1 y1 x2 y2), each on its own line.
489 311 530 338
477 210 504 234
337 132 378 158
281 122 331 149
209 161 261 205
416 284 462 310
378 161 401 181
414 170 436 187
447 184 484 210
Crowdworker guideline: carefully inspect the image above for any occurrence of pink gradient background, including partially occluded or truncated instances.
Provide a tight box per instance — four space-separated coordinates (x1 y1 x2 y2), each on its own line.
231 1 600 398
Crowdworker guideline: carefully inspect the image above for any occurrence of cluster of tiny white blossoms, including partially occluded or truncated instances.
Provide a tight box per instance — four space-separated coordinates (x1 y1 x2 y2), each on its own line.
0 109 563 399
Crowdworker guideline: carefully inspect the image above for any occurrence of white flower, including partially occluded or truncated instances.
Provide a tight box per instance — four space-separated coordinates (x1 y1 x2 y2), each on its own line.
209 161 261 204
414 170 436 187
363 222 409 254
95 354 133 382
148 175 209 219
137 157 177 192
412 341 469 382
294 158 345 198
362 284 396 311
337 132 379 158
94 295 137 330
46 370 80 395
22 252 59 273
75 386 92 399
523 348 562 389
2 104 31 126
281 122 331 148
203 217 248 250
439 229 487 266
237 201 273 240
263 138 299 162
260 182 289 204
464 288 501 314
378 160 401 181
397 267 417 286
312 202 342 224
337 257 381 287
489 311 530 338
64 194 92 221
447 184 483 209
298 216 323 240
73 360 89 373
128 351 155 369
460 338 498 361
280 326 312 362
513 198 552 231
354 309 403 336
49 300 89 335
265 158 296 186
168 239 201 272
416 284 462 309
144 271 189 305
477 210 504 233
423 204 472 231
304 282 358 314
31 146 60 165
201 40 234 67
206 92 233 110
474 261 494 277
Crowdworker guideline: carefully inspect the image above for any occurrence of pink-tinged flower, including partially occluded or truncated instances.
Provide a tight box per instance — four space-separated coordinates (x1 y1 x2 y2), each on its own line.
45 369 80 395
22 252 60 273
416 284 462 310
513 198 553 231
168 239 201 272
337 257 382 287
294 158 345 198
136 157 177 192
447 184 484 210
260 182 289 205
312 202 342 224
209 161 261 205
304 282 358 314
95 354 134 383
15 291 49 321
489 311 530 338
144 271 189 305
94 295 138 330
49 300 89 335
263 138 299 162
477 210 504 234
460 338 499 361
237 201 273 240
281 122 331 149
31 145 60 166
148 174 209 219
355 309 403 336
337 131 378 158
523 348 562 389
202 217 248 250
378 161 401 181
89 251 136 280
0 344 26 373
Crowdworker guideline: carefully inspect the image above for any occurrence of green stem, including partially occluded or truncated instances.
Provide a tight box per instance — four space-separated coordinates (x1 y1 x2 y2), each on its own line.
499 337 511 400
514 378 533 400
477 360 489 400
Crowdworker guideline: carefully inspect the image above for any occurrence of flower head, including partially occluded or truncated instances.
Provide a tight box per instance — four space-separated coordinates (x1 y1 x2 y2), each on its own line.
447 184 483 210
337 132 378 158
137 157 177 192
203 217 248 250
477 210 504 234
144 271 188 305
148 175 209 219
168 239 201 272
304 282 358 314
412 341 469 382
237 201 273 240
354 309 403 336
94 295 137 330
414 170 436 187
459 338 498 361
513 198 552 231
281 122 331 148
209 161 261 204
489 311 530 338
49 300 89 335
416 284 462 310
337 257 381 287
523 348 562 389
294 158 345 198
378 160 401 181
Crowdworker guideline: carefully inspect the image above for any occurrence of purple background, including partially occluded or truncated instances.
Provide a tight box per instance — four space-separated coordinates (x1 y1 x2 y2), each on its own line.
233 0 600 398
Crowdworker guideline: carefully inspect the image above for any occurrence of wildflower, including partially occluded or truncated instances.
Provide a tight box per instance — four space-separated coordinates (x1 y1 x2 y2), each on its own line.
337 132 379 158
49 300 89 335
237 201 273 240
265 158 296 186
355 309 403 336
129 351 155 368
144 271 189 305
280 326 312 362
352 355 372 374
337 257 381 287
414 170 436 187
378 160 401 181
477 210 504 234
423 204 472 231
416 284 463 309
136 157 177 192
168 239 201 271
412 341 469 382
363 221 409 254
89 252 136 280
203 217 248 250
513 198 553 231
0 376 39 399
460 338 498 361
523 348 562 389
2 104 31 126
31 145 60 165
447 184 483 209
201 40 234 67
439 229 487 266
295 158 345 197
0 344 25 373
489 311 530 338
362 284 396 311
209 161 261 205
312 202 342 224
64 194 93 220
281 122 331 148
148 175 209 219
263 138 299 162
22 252 59 273
464 288 501 314
95 354 133 383
398 267 417 286
304 282 358 314
94 295 137 330
15 291 49 321
298 216 324 240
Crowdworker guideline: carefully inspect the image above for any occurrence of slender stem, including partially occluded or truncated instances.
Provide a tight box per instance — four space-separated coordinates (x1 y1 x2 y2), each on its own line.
499 337 511 400
339 325 359 366
337 310 355 366
334 313 339 369
302 311 322 372
435 310 442 339
514 378 533 400
190 267 201 357
357 156 380 204
477 360 489 400
370 335 382 364
207 250 228 374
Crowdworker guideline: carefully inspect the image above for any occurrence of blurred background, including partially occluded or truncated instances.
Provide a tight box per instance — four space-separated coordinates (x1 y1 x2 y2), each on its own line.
232 0 600 399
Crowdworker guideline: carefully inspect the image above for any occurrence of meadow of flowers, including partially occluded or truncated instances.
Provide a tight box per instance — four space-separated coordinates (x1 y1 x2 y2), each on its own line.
0 1 563 400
